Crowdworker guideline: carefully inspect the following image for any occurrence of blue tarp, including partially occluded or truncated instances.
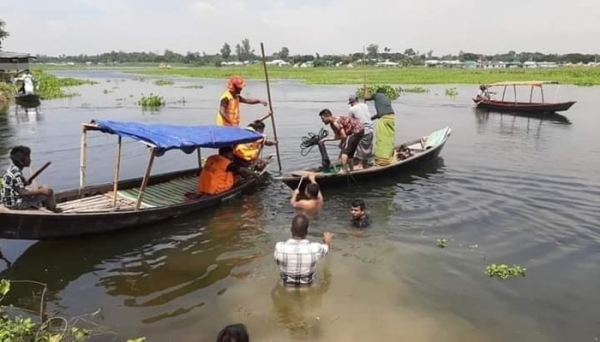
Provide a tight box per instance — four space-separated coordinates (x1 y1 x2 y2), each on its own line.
93 120 263 156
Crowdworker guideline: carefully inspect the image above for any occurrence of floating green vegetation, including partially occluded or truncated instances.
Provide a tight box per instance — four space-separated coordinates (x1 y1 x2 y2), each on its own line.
354 85 402 101
0 83 12 105
0 105 7 115
401 86 430 93
103 89 112 94
436 238 448 248
138 94 165 108
181 84 204 89
34 69 96 100
485 264 526 279
445 87 459 97
154 79 174 86
128 65 600 86
0 279 144 341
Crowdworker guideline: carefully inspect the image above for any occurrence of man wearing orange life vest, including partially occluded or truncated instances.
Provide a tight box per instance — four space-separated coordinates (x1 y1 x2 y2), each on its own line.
233 120 277 171
217 76 269 127
196 146 256 196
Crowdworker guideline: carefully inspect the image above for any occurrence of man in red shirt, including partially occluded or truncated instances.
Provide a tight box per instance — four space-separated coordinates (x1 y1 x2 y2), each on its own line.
317 109 365 174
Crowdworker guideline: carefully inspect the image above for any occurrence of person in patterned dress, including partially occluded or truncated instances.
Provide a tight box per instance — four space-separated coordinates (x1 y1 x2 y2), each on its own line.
317 109 365 174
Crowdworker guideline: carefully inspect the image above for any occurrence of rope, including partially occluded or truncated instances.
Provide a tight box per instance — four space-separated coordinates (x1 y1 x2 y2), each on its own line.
300 128 329 156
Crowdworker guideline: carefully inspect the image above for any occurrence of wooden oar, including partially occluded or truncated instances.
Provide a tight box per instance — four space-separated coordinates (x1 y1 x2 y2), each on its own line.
296 175 305 190
27 162 51 186
260 42 283 173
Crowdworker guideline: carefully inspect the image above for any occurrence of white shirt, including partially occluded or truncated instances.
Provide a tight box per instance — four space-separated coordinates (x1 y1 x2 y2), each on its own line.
274 238 329 285
348 103 374 135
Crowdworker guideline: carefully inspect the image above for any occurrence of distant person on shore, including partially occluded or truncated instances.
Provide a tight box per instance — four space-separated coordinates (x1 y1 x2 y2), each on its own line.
350 199 370 228
216 75 269 127
216 323 249 342
347 95 374 169
290 172 323 216
274 214 333 286
1 146 61 213
15 70 37 95
363 87 396 166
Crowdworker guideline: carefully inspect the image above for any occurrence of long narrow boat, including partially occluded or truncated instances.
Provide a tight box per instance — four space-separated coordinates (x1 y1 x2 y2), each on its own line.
473 81 575 113
14 93 41 109
274 126 452 189
0 120 268 240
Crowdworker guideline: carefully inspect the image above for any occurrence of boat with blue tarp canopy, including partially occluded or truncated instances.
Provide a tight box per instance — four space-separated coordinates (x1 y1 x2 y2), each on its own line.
0 120 271 240
91 120 264 156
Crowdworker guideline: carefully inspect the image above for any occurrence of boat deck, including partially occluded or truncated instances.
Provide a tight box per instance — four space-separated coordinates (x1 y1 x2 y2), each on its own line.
0 175 198 214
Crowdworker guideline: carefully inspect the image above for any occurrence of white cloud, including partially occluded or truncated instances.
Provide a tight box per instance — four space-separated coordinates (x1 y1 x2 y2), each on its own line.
1 0 599 56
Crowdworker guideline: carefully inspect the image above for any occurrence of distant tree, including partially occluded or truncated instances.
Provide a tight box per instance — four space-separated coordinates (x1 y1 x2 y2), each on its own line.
384 47 391 53
404 48 415 56
220 43 231 60
0 19 9 49
279 46 290 59
426 50 434 59
235 44 242 61
367 44 379 58
240 38 254 61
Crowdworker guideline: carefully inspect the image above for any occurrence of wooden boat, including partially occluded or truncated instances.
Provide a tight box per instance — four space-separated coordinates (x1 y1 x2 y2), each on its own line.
274 126 452 189
14 93 41 108
473 81 575 113
0 120 269 240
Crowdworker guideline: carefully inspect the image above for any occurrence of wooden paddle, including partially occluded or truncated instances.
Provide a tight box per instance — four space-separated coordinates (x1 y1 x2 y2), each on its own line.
27 162 51 186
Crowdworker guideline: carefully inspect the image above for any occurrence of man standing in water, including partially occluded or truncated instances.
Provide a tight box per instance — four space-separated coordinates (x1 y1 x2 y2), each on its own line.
216 75 269 127
290 172 323 216
274 214 333 286
363 87 396 166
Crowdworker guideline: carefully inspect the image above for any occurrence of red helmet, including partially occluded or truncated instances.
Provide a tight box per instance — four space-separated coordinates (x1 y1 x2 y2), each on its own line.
228 75 246 92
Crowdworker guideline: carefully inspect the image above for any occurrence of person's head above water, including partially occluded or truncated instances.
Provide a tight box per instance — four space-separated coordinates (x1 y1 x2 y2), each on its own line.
291 213 310 239
305 183 320 199
216 323 249 342
350 199 366 220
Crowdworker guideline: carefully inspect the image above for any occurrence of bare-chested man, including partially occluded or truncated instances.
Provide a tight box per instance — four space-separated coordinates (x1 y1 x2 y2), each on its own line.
289 172 323 216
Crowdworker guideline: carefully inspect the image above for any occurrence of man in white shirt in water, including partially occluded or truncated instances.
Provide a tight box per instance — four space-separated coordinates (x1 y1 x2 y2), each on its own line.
347 95 374 169
274 214 333 286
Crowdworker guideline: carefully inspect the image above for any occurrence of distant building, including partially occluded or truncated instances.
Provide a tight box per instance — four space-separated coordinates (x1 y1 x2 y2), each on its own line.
0 51 36 72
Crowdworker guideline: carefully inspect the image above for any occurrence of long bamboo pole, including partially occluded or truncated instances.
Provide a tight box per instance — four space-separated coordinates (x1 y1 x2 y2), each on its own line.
79 127 88 188
260 42 283 173
112 136 122 206
135 147 157 210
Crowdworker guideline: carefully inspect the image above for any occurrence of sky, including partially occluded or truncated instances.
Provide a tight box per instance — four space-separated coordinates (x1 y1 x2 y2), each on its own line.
1 0 599 57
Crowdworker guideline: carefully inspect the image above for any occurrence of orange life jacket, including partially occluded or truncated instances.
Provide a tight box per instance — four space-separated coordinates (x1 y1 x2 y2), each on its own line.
216 90 240 126
233 127 265 161
197 155 235 195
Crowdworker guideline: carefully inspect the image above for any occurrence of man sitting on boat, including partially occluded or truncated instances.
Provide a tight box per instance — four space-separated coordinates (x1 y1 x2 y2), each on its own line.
347 95 374 170
290 172 323 216
317 109 365 174
274 214 333 286
195 146 256 197
233 120 277 172
1 146 61 213
475 85 491 101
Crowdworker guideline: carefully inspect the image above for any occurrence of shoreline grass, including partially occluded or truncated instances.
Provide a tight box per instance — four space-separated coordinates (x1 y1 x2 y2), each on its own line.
111 65 600 86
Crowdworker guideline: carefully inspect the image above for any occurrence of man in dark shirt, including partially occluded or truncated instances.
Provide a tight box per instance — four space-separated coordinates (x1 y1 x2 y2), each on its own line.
350 199 370 228
364 87 396 166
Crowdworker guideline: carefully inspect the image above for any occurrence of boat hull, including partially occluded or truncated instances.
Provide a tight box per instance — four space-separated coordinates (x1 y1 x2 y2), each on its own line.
473 99 575 113
15 93 41 108
275 127 451 189
0 168 264 240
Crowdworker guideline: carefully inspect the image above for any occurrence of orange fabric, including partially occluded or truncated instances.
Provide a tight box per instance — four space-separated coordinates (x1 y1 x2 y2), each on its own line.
216 90 240 126
197 155 235 195
234 127 264 161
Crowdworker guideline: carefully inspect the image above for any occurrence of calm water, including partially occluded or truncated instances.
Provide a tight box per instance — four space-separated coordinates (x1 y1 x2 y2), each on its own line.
0 71 599 341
